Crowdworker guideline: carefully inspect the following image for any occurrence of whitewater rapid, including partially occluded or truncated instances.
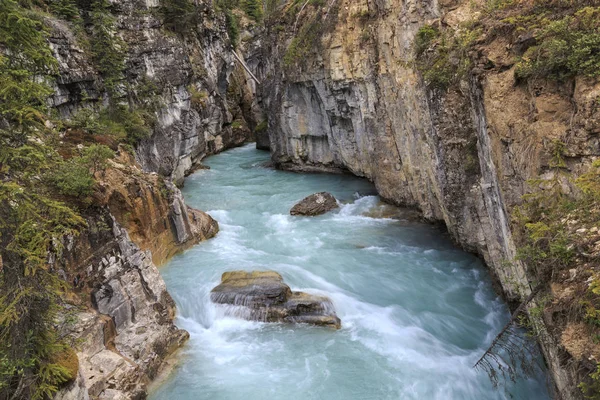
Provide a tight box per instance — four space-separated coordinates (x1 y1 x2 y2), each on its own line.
150 144 549 400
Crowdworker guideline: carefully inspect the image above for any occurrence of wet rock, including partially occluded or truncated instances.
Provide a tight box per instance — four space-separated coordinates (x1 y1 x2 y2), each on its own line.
210 271 341 329
290 192 339 216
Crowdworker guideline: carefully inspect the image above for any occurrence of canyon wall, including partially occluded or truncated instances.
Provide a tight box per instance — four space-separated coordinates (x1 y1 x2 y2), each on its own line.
50 150 220 399
54 210 189 400
42 1 255 398
258 0 600 397
48 0 256 185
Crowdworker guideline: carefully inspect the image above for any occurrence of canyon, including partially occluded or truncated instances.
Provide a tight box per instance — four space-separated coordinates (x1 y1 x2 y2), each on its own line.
0 0 598 398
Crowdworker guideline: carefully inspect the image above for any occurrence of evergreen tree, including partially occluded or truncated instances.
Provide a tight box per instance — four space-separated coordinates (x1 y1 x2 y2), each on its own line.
159 0 198 34
0 1 86 398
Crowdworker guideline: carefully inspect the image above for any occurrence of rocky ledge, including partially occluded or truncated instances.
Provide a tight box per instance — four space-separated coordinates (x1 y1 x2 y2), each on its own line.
290 192 339 216
210 271 341 329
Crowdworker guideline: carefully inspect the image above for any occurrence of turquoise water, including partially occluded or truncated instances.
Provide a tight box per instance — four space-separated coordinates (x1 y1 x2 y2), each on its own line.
150 144 549 400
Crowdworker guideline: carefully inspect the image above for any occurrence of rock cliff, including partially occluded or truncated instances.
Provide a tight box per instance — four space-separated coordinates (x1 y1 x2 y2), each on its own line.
256 0 600 397
94 149 219 266
53 210 189 399
37 0 256 398
47 0 256 185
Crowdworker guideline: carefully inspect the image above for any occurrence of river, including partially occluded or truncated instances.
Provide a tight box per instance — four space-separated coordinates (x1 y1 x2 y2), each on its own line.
149 144 549 400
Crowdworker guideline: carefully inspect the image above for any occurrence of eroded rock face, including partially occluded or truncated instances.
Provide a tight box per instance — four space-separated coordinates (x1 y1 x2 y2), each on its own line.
54 211 189 399
256 0 600 396
47 0 256 186
290 192 339 216
210 271 341 329
93 149 219 266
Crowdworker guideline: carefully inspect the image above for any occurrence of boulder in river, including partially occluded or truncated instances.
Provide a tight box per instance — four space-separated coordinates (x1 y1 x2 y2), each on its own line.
290 192 339 216
210 270 341 329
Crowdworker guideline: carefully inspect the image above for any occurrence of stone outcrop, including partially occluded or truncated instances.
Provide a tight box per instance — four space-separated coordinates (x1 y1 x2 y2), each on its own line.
255 0 600 398
54 211 189 399
93 148 219 266
210 271 342 329
290 192 339 216
47 0 257 186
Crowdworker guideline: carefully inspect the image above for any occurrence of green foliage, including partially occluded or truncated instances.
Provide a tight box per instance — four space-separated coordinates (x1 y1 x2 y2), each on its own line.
0 2 89 397
414 25 479 89
359 29 372 43
49 157 95 197
576 160 600 198
242 0 262 21
225 9 240 47
483 0 513 13
463 138 480 175
159 0 198 34
515 153 600 395
111 105 155 144
0 0 56 136
132 75 163 112
516 9 600 80
214 0 241 46
48 0 79 20
580 364 600 399
414 24 440 56
189 85 208 109
87 0 126 95
515 167 576 282
283 19 321 67
511 7 600 81
254 119 268 133
82 144 114 173
48 144 114 197
263 0 278 19
69 104 155 144
550 139 568 168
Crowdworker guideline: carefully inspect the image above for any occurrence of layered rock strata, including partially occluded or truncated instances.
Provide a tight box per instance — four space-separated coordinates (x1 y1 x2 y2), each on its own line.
54 211 189 399
256 0 600 397
94 149 219 266
47 0 256 186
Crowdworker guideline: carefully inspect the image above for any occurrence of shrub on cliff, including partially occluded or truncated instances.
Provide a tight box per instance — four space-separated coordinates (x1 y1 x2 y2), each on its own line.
83 144 115 173
49 145 114 198
48 0 79 20
283 19 321 67
515 7 600 81
514 147 600 396
413 24 479 89
414 24 439 56
159 0 199 34
69 105 154 145
225 9 240 47
243 0 262 22
50 157 95 197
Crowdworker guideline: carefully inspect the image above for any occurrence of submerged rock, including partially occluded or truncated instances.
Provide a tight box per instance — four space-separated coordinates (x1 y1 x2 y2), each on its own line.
210 271 341 329
290 192 339 216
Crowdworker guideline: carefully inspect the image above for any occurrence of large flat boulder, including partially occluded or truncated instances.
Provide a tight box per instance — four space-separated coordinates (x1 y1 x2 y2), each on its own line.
210 270 341 329
290 192 339 216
